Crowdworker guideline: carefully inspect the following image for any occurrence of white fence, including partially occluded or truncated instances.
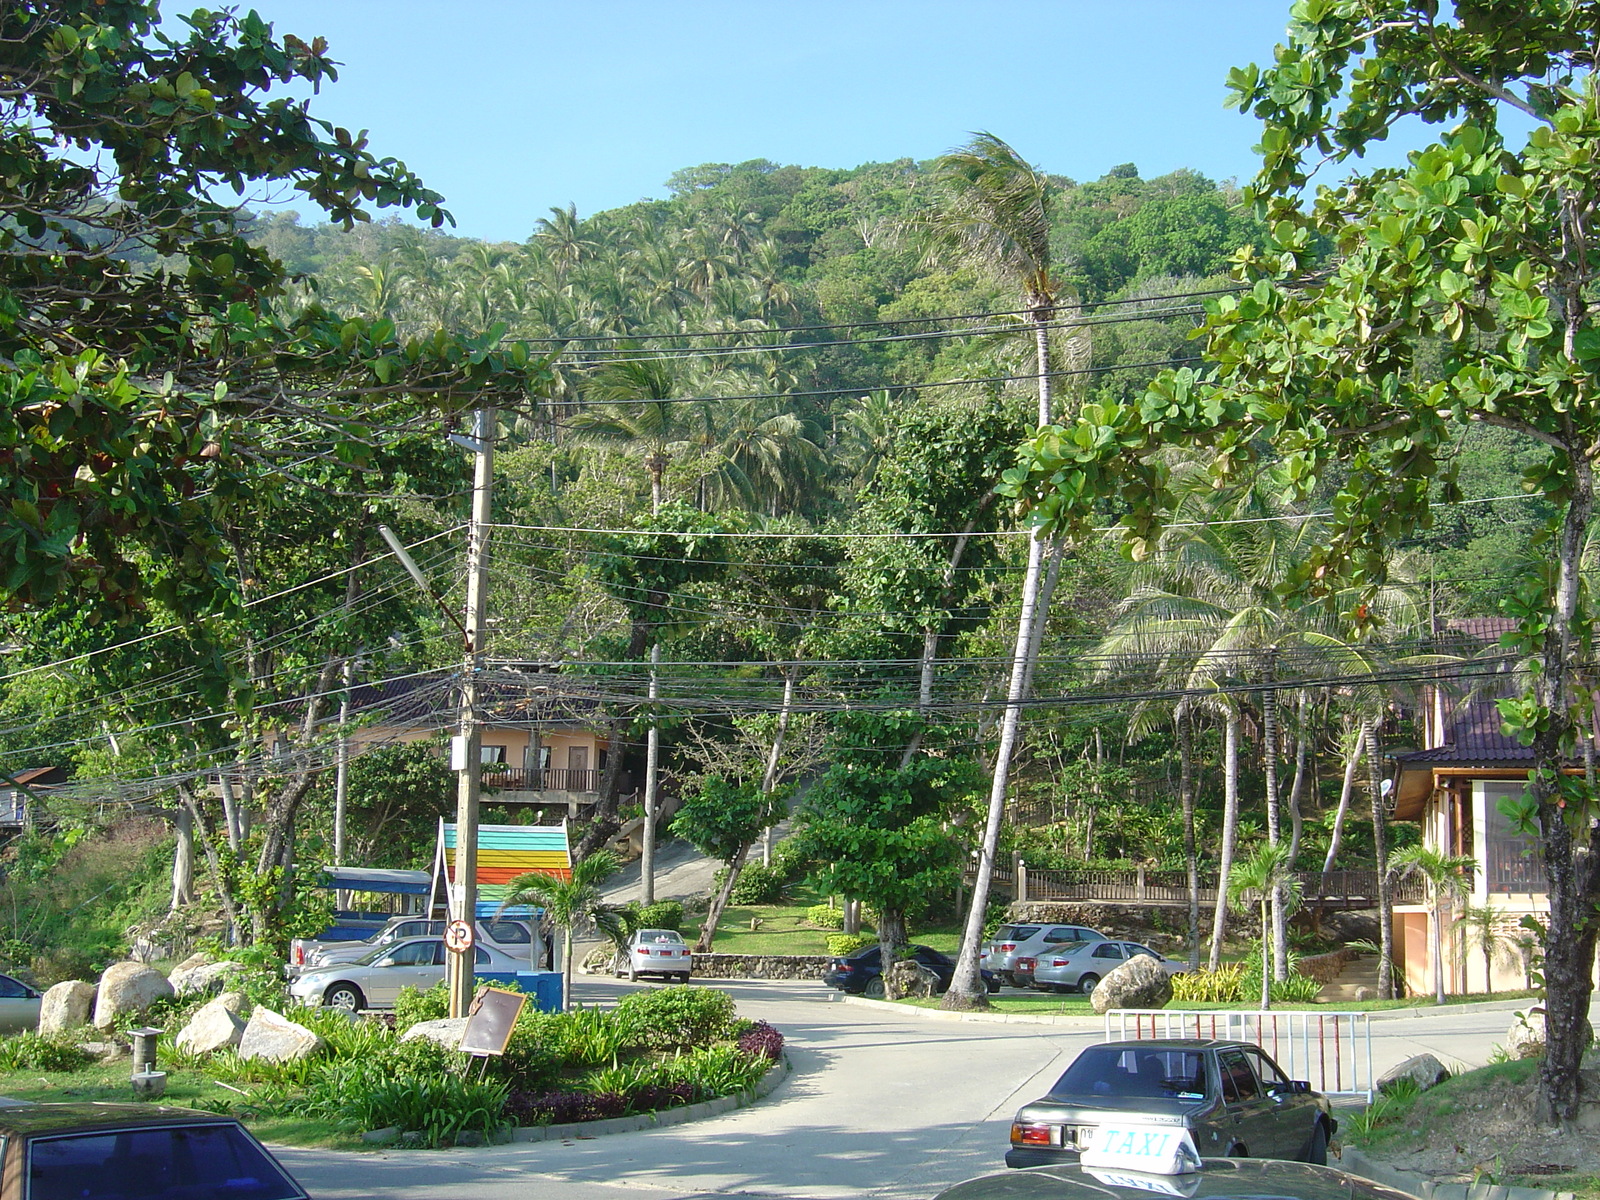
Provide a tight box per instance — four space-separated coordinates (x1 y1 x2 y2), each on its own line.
1103 1009 1375 1101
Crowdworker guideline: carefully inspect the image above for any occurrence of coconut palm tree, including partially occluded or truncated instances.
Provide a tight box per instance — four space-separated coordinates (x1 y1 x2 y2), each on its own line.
1454 903 1514 998
1390 845 1477 1004
498 850 624 1011
1227 840 1299 1010
931 133 1064 1009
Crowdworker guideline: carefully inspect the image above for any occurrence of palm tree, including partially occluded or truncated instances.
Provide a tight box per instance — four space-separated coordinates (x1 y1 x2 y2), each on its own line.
1454 903 1513 998
1390 845 1476 1005
931 133 1063 1009
1227 840 1299 1010
498 850 623 1011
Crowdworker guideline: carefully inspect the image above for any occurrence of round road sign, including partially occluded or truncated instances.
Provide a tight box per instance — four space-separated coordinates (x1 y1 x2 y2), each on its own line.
444 919 475 953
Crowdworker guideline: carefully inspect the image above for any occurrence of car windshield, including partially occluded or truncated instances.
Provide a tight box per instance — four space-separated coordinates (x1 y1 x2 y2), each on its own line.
1051 1046 1209 1100
28 1122 303 1200
482 920 529 944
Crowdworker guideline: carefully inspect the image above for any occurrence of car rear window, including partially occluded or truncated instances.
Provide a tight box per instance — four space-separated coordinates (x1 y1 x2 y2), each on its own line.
1051 1046 1209 1101
480 920 530 944
994 925 1040 942
638 929 684 943
28 1122 303 1199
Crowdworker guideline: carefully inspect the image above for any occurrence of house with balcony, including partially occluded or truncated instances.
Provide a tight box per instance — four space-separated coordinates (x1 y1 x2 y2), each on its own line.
345 667 634 820
1388 618 1561 996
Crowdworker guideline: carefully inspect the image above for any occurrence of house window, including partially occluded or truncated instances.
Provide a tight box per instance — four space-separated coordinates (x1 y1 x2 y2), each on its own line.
480 745 507 765
1481 782 1547 894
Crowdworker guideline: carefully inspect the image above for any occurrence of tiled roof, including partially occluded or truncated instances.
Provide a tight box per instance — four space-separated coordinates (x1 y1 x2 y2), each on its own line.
1444 616 1517 642
1 766 65 787
1396 698 1549 765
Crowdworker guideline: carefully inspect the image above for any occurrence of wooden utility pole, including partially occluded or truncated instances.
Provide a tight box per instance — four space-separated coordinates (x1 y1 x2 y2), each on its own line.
641 642 660 905
447 408 494 1019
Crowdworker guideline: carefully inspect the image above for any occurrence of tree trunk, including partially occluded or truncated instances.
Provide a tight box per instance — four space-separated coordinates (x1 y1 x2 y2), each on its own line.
1207 711 1241 971
696 843 748 955
943 309 1056 1009
1317 720 1365 926
178 784 242 945
1263 671 1287 981
1432 890 1446 1005
1178 707 1200 969
878 906 908 1000
760 667 796 865
171 803 194 912
1366 721 1395 1000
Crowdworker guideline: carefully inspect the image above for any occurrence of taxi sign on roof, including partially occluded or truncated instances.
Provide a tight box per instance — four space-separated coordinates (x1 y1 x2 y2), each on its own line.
1080 1125 1201 1176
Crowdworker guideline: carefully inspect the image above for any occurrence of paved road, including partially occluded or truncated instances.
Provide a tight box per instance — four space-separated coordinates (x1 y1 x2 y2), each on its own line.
274 978 1562 1200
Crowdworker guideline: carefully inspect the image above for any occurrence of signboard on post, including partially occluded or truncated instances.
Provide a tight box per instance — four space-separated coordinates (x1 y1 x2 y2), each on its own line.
460 986 527 1057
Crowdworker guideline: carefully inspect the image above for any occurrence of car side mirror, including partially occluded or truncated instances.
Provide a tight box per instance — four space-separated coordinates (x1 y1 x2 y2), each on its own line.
376 956 398 968
1278 1080 1310 1094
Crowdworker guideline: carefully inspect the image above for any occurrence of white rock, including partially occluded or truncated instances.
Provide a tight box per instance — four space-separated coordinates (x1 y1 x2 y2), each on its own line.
171 961 243 996
400 1016 469 1049
238 1007 324 1063
92 963 175 1029
37 981 95 1035
174 993 248 1055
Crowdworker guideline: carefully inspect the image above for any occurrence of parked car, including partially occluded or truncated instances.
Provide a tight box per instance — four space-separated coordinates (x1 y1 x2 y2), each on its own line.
1025 940 1188 993
983 923 1107 987
286 934 525 1010
823 943 1001 998
0 1101 308 1199
0 974 41 1034
616 928 694 982
941 1160 1415 1200
294 917 536 975
1005 1039 1335 1169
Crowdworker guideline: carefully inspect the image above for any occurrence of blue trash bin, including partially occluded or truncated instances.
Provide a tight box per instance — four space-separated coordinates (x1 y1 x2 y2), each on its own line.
515 970 564 1012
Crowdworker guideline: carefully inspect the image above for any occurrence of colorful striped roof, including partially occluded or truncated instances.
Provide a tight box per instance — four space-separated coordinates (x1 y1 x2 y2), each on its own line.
442 822 572 911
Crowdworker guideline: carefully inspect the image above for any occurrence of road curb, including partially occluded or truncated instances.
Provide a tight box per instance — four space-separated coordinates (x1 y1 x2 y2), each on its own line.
831 993 1542 1026
1341 1147 1573 1200
507 1053 791 1143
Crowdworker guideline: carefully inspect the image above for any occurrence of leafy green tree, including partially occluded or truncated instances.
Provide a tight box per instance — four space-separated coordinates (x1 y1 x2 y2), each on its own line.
670 775 784 953
1226 840 1297 1010
500 850 623 1011
997 0 1600 1124
793 712 977 999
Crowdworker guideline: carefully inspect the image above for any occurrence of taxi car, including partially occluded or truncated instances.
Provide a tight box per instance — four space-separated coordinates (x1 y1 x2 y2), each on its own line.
939 1160 1417 1200
0 1101 308 1199
1006 1039 1334 1169
618 928 694 982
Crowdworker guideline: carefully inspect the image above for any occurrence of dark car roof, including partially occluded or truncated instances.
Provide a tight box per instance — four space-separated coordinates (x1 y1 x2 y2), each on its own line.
938 1161 1418 1200
1095 1039 1238 1052
0 1101 241 1138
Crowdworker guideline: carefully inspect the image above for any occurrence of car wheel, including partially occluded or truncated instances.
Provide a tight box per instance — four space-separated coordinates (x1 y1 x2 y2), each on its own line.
863 978 886 999
1077 973 1100 994
986 976 1001 994
1001 971 1018 988
1306 1122 1329 1166
677 972 691 984
324 982 364 1011
627 963 638 983
1228 1143 1247 1158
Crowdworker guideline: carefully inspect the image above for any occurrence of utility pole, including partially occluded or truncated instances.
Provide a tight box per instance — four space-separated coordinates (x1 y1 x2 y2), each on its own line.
641 642 660 905
333 658 352 866
446 408 494 1019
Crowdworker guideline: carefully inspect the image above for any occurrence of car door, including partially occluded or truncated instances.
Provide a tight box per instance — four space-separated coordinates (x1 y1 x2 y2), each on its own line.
1082 940 1127 986
0 973 39 1034
1242 1046 1308 1158
913 947 955 989
365 939 441 1006
1216 1047 1280 1157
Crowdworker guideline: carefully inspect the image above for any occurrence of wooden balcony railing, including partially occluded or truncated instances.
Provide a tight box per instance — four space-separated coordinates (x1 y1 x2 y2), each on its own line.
479 767 631 795
963 863 1426 910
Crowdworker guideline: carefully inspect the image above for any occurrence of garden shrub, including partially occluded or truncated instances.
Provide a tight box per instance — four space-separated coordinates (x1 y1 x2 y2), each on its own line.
394 982 450 1031
736 1020 784 1061
1170 964 1246 1003
615 985 736 1049
507 1089 628 1126
804 903 843 931
767 838 809 884
636 901 683 931
825 933 875 957
0 1033 93 1072
729 863 786 905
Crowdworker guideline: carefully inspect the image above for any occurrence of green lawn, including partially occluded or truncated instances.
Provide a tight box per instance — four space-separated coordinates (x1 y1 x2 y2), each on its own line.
707 889 963 956
0 1061 358 1149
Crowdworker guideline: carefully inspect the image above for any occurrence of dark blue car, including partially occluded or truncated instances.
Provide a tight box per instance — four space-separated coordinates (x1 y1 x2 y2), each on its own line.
823 942 1001 997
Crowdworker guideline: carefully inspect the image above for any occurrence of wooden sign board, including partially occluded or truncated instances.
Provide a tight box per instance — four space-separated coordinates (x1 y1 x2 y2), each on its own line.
460 986 528 1057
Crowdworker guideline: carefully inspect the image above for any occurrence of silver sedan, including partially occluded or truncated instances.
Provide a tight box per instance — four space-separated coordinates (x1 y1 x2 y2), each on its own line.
1029 940 1185 994
286 936 524 1010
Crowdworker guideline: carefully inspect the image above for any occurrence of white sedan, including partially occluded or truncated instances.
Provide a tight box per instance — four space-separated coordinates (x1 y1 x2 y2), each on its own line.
287 936 524 1010
616 929 693 983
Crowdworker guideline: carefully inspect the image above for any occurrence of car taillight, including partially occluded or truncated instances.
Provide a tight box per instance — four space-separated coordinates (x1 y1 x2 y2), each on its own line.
1011 1123 1059 1147
1051 958 1070 968
294 946 304 964
999 943 1017 952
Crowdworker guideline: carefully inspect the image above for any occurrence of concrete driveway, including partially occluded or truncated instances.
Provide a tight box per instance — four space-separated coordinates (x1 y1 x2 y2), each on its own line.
274 977 1555 1200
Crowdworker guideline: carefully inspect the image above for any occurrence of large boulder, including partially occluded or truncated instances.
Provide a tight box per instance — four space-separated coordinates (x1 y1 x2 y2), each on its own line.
174 993 248 1056
238 1008 324 1063
92 962 174 1029
1377 1053 1451 1094
885 959 942 999
170 960 243 997
1508 1008 1594 1061
400 1017 469 1050
1091 954 1174 1014
37 980 95 1036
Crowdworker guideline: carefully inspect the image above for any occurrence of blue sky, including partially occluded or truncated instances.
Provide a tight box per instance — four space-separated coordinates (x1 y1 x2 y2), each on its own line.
241 2 1318 243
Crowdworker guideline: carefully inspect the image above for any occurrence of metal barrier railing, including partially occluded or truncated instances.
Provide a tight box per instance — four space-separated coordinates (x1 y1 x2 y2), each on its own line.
1103 1009 1374 1101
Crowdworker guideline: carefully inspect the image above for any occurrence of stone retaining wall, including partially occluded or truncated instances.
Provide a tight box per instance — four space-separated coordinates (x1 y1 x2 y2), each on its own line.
1295 946 1360 984
690 954 832 981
